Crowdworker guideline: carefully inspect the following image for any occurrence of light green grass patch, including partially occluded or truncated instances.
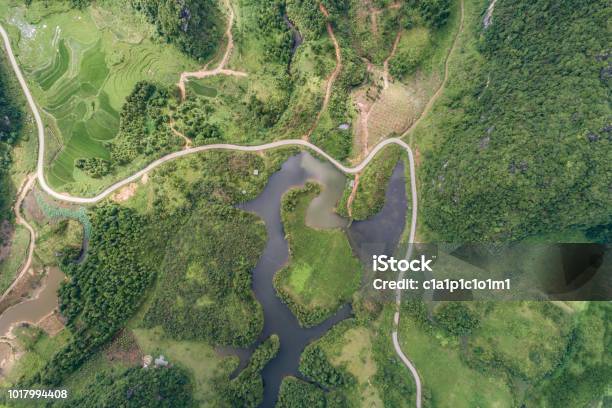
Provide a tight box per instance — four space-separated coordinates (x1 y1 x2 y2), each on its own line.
276 184 360 325
399 315 514 407
133 327 237 407
0 225 29 294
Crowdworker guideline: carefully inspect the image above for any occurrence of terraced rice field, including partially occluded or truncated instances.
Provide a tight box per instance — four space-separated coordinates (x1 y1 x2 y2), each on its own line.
1 2 196 188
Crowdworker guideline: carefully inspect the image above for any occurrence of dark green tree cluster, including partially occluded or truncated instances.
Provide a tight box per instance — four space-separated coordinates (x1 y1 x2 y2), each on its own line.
286 0 325 38
173 96 222 144
111 81 179 165
62 366 195 408
143 202 265 346
0 57 23 222
74 157 111 178
299 345 354 388
27 204 157 386
433 302 480 336
130 0 222 61
421 0 612 242
218 335 280 407
276 377 326 408
247 0 292 66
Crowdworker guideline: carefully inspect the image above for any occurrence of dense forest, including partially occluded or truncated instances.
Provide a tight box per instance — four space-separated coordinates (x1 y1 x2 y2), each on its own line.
0 56 23 223
421 0 611 242
130 0 223 61
62 366 194 407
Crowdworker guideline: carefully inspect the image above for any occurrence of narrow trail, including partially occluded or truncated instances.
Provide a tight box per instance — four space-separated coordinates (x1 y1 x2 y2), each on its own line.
302 4 343 141
400 0 464 140
0 174 36 303
177 0 246 100
346 27 401 216
383 31 402 89
0 1 470 403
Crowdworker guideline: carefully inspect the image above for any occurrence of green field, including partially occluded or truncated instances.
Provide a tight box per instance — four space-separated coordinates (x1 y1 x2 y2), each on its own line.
398 310 515 407
1 1 196 190
275 183 361 326
133 327 237 407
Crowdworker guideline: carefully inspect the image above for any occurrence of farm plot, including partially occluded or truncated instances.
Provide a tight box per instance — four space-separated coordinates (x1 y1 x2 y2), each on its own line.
3 2 196 188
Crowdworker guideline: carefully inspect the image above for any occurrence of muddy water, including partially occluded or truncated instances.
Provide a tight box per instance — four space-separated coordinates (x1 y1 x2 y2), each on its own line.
0 267 65 337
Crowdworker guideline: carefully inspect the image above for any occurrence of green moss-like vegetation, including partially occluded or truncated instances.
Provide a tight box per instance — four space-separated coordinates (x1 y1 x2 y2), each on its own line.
64 366 195 408
419 0 611 242
130 0 223 61
217 335 280 407
274 183 361 327
337 145 402 219
276 377 326 408
142 202 265 347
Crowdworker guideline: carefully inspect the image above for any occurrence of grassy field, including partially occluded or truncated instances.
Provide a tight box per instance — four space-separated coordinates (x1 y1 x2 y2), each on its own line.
0 225 28 294
467 302 573 381
0 1 197 192
275 183 361 326
133 327 237 407
398 310 515 407
1 326 71 387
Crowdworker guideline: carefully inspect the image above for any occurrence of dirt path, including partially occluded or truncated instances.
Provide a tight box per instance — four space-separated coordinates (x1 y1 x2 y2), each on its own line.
383 31 402 89
177 0 247 100
302 4 343 141
346 27 401 216
400 0 464 139
0 174 36 302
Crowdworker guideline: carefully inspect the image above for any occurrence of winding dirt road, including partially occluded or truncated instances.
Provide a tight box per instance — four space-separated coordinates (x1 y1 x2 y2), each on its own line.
0 174 36 303
177 0 247 100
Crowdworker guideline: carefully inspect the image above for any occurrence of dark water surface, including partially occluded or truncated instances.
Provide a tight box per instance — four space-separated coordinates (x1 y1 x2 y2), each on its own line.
220 153 352 407
220 154 408 407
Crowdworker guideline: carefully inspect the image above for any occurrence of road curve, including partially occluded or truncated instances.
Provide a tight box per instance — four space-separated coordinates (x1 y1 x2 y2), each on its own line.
1 21 423 407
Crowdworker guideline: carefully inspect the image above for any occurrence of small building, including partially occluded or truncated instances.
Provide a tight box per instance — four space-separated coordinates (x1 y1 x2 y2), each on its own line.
155 355 169 367
338 123 350 131
142 355 153 368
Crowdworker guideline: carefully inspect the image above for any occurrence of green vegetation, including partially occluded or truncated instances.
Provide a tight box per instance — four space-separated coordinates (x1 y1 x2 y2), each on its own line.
142 202 266 347
130 0 223 61
337 145 402 219
3 0 195 192
276 377 326 408
419 0 612 242
133 327 237 406
64 366 194 408
274 183 361 326
110 81 180 167
0 51 23 222
0 327 71 388
218 335 280 407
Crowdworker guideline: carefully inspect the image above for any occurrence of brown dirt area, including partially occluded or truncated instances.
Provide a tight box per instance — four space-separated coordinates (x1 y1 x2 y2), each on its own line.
104 330 143 366
112 183 138 203
366 73 441 146
37 310 65 337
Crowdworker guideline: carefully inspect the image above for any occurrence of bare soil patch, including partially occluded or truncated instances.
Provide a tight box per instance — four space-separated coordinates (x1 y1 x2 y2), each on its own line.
112 183 138 203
